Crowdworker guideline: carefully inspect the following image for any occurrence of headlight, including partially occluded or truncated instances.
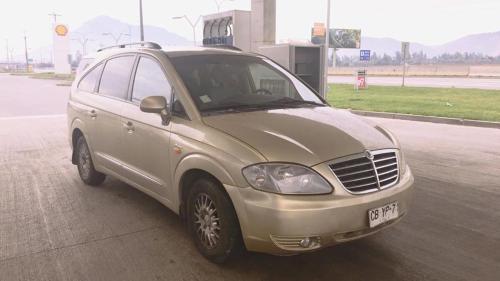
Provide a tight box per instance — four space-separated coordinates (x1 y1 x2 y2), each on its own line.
242 163 332 194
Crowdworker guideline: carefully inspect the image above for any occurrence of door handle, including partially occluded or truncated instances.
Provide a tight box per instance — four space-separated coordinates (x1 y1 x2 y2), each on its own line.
88 110 97 118
123 121 135 133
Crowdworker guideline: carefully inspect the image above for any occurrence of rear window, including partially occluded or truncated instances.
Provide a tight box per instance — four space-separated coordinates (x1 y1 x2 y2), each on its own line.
78 63 103 93
98 56 135 100
76 58 94 76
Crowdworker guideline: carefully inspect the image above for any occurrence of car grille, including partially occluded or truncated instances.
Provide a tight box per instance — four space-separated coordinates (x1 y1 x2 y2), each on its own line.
329 149 399 194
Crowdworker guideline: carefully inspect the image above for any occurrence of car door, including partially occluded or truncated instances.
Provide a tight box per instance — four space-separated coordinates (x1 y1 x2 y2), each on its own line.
90 54 136 175
71 62 104 153
120 55 173 198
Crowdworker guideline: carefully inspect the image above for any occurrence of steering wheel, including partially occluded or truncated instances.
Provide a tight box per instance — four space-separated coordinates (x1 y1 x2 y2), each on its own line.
253 88 273 96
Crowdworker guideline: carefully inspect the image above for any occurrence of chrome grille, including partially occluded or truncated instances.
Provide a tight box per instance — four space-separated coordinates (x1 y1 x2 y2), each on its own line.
329 149 399 194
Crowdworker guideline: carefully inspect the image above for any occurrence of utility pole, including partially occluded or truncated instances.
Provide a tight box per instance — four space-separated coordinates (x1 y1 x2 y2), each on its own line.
401 42 409 87
48 12 62 24
24 34 29 72
139 0 145 41
323 0 331 98
5 39 9 67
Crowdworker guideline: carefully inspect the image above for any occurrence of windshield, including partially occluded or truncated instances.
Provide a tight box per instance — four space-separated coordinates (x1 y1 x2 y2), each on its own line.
169 54 325 114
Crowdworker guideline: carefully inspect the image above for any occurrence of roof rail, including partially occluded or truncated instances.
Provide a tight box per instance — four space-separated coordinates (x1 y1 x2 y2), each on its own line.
205 45 242 51
97 42 162 52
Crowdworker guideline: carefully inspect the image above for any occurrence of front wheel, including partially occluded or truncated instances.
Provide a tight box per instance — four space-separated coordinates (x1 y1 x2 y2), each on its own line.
187 178 243 263
75 136 106 186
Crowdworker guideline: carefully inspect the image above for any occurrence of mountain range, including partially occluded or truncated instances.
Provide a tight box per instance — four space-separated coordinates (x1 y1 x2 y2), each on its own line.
29 16 499 62
70 16 190 56
73 16 499 57
337 31 500 58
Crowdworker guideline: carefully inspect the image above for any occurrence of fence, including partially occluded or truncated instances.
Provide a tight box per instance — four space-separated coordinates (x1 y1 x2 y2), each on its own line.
330 64 500 78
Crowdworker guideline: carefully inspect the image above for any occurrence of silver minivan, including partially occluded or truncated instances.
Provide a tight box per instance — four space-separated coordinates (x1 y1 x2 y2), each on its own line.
68 42 414 263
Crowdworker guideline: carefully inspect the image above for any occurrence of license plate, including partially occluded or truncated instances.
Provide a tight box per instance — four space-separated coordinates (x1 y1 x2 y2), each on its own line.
368 202 399 228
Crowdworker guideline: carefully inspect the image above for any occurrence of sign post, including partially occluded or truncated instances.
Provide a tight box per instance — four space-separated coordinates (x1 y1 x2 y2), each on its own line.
401 42 410 87
355 50 370 91
360 49 370 61
53 23 71 74
355 70 367 91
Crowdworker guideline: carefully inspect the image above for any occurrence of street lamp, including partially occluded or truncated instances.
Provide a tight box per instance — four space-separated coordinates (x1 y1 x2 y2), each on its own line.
139 0 144 41
72 33 94 56
102 32 131 45
214 0 234 12
172 15 202 46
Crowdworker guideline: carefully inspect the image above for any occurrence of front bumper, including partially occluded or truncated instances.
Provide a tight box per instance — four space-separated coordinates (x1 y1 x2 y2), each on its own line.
224 166 414 255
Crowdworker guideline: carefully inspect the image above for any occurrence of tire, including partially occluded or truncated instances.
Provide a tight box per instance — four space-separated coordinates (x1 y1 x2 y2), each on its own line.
187 177 243 263
75 136 106 186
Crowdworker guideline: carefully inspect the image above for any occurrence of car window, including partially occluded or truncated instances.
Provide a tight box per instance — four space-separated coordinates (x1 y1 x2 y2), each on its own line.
248 63 297 97
76 58 94 76
132 57 172 103
172 93 187 118
98 56 135 100
78 63 103 93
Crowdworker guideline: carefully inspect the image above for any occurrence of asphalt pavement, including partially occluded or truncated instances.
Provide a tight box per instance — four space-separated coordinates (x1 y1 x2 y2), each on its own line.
1 74 499 281
329 75 500 90
0 74 69 117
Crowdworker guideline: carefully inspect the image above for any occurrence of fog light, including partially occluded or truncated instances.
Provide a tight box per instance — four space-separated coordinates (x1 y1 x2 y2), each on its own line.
299 236 320 248
299 237 311 248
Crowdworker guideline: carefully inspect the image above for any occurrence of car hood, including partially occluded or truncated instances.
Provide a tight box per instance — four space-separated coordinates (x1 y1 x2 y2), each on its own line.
203 106 396 166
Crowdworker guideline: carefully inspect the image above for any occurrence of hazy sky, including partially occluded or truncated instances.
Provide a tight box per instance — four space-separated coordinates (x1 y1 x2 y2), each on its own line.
1 0 499 59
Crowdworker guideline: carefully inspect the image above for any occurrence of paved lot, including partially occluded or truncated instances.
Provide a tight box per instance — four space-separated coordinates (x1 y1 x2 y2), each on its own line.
0 74 69 118
1 75 500 280
329 75 500 90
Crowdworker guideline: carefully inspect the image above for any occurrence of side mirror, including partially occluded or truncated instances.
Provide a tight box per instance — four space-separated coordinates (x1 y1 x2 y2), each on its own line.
140 96 171 125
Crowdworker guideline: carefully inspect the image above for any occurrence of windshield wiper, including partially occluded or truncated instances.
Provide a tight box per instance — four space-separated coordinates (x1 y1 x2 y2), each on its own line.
268 97 326 107
203 103 279 114
202 98 326 115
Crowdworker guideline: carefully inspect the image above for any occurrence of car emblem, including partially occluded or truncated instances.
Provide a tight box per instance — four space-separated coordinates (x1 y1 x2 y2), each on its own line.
365 150 374 160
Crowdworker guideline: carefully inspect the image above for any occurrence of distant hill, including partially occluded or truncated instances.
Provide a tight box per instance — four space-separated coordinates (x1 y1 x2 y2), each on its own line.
436 31 500 56
337 31 500 58
71 16 190 55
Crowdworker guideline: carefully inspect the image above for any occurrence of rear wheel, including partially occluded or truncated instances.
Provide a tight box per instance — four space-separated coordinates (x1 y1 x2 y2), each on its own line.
76 136 106 186
187 178 243 263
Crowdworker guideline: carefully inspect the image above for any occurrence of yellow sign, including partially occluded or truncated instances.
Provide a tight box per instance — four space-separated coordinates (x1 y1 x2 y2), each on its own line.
55 24 68 36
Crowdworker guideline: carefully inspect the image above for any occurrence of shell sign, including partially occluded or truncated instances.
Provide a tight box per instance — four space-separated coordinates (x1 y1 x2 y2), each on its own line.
54 24 68 36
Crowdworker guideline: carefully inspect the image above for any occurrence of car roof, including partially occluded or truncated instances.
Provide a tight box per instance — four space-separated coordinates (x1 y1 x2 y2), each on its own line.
94 45 260 59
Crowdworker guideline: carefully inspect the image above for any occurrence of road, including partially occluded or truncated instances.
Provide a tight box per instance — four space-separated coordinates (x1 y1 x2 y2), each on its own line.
329 75 500 90
0 74 69 117
1 75 499 281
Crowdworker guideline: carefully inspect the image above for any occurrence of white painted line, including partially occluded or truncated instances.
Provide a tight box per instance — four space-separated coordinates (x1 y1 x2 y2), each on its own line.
0 114 66 121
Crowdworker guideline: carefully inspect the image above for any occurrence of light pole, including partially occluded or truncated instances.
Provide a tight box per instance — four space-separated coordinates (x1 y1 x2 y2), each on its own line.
24 33 29 72
48 11 62 24
214 0 234 12
139 0 145 41
172 15 202 46
323 0 331 98
5 39 9 68
72 33 94 56
102 32 130 45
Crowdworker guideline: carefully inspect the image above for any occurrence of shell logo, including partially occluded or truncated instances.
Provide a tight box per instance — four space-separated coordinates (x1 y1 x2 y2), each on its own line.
54 24 68 36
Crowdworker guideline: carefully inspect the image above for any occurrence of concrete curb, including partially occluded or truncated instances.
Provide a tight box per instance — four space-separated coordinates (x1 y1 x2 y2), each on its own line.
350 110 500 129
